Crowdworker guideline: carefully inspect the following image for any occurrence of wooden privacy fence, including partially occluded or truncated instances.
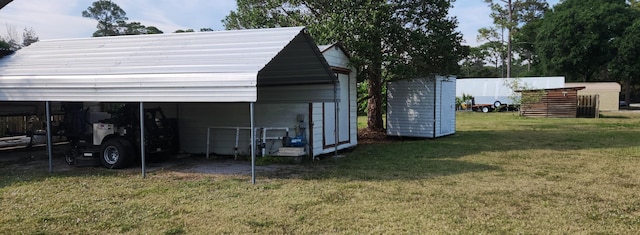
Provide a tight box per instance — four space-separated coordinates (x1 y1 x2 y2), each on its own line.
577 95 600 118
518 87 588 118
0 116 29 136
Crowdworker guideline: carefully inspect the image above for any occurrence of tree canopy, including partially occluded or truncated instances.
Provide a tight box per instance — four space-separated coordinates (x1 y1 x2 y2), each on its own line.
82 0 163 37
22 27 39 47
0 26 39 51
534 0 636 82
224 0 464 130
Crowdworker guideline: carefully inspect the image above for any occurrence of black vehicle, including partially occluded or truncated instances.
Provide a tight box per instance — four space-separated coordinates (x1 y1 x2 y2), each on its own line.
61 103 177 168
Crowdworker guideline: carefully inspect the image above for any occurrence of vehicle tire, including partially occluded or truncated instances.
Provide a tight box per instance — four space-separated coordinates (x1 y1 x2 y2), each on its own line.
481 106 490 113
493 101 502 108
100 138 133 169
65 148 80 165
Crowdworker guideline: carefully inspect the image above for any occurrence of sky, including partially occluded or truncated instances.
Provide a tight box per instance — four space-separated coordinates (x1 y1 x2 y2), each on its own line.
0 0 560 46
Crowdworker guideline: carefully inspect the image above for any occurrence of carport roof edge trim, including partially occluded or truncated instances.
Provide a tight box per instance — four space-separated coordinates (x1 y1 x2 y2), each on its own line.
0 26 337 103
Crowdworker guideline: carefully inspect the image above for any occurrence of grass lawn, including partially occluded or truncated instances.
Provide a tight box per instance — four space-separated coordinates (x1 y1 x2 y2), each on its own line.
2 111 640 234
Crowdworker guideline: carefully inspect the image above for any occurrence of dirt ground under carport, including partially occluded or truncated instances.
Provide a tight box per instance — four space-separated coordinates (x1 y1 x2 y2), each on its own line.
0 144 316 177
0 129 390 177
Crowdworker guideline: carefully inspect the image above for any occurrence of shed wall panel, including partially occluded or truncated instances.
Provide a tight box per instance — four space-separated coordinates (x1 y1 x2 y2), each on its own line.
387 79 437 138
387 76 456 138
178 102 308 155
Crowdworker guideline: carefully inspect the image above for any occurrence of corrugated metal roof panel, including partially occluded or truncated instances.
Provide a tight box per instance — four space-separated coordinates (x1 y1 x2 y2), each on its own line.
0 27 336 102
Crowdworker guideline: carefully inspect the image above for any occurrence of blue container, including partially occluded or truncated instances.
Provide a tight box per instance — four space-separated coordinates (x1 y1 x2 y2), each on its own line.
289 135 305 147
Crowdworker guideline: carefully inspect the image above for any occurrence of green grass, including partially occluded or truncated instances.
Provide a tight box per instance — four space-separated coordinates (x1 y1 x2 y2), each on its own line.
2 111 640 233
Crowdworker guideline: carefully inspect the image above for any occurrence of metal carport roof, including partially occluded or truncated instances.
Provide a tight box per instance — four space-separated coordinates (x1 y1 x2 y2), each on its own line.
0 27 337 183
0 26 337 103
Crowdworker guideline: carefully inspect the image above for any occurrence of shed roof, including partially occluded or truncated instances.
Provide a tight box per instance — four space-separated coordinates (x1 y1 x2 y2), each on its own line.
318 42 351 58
516 86 585 92
0 27 337 102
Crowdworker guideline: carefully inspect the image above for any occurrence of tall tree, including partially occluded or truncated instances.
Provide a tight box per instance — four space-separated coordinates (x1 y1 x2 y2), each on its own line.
82 0 128 37
610 17 640 105
459 46 500 78
120 22 163 35
174 29 195 33
480 0 549 78
224 0 464 130
82 0 163 37
535 0 635 82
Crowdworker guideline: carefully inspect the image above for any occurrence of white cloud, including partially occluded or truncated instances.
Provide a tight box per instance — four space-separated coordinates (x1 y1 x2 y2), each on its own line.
115 0 237 32
0 0 95 40
0 0 238 41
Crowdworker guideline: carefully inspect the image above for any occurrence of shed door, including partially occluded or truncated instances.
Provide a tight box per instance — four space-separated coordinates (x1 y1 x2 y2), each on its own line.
440 80 455 135
323 73 350 147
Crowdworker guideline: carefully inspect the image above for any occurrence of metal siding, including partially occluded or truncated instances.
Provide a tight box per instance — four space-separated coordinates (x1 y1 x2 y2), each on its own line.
434 79 441 136
178 102 309 155
387 79 436 138
258 34 337 87
178 103 251 154
320 45 351 69
316 45 358 155
437 76 456 137
257 84 336 103
349 69 358 146
0 27 336 103
311 103 324 156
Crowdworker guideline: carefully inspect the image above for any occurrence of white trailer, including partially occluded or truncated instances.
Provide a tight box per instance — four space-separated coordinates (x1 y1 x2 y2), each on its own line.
456 77 565 111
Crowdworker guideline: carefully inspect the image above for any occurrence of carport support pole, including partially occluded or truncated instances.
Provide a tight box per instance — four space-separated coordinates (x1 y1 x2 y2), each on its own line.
250 102 256 184
46 101 53 173
140 102 146 178
334 79 339 158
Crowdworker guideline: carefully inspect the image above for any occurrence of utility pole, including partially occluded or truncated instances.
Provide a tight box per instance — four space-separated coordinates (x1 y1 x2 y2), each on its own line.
506 0 513 78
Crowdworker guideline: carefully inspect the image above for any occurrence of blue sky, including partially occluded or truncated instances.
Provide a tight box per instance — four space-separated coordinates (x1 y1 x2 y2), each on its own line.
0 0 559 46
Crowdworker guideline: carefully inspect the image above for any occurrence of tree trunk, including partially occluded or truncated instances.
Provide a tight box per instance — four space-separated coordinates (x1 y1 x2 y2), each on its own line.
366 26 384 131
624 80 631 107
366 65 384 131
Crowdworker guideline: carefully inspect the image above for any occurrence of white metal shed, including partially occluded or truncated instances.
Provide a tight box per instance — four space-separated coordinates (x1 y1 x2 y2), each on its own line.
0 27 337 182
386 76 456 138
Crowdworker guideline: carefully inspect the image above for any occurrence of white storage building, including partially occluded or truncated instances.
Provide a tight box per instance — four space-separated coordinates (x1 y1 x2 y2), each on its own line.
386 76 456 138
